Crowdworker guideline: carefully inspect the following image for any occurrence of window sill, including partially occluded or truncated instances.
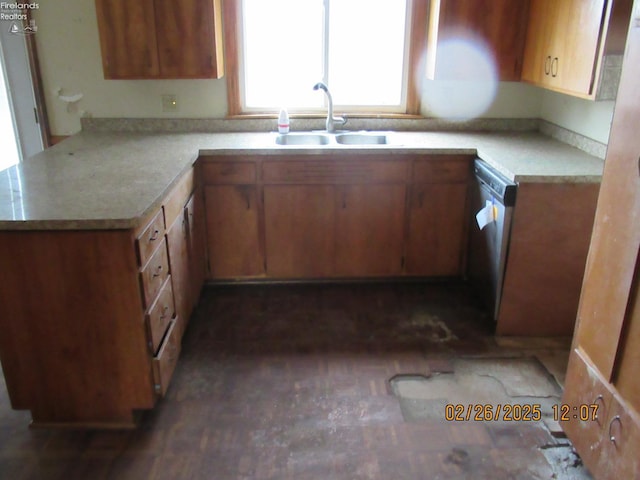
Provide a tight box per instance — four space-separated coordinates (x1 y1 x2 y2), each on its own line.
226 113 425 120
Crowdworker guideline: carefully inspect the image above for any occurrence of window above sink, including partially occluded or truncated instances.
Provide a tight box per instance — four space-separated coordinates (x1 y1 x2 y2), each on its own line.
224 0 428 117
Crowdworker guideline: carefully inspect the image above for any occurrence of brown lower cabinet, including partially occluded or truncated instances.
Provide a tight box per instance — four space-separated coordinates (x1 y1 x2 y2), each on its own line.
334 184 406 276
0 168 202 428
202 154 473 280
204 185 264 278
264 185 335 278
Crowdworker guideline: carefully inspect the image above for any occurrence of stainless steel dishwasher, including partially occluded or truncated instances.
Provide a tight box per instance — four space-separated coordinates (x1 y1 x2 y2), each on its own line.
467 159 517 321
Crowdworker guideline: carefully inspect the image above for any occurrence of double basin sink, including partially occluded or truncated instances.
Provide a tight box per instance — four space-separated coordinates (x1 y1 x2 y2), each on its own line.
275 132 389 146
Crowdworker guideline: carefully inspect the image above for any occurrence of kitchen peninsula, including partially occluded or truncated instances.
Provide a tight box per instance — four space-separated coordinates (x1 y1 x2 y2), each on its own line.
0 128 603 427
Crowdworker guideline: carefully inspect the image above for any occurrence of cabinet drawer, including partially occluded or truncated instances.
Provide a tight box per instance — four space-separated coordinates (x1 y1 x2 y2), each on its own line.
140 238 170 309
263 160 407 184
146 276 175 355
164 168 194 229
153 319 180 397
412 156 471 183
202 161 257 184
136 209 165 267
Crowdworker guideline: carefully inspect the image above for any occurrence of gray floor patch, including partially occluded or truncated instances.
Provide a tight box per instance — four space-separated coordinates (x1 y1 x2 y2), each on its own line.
390 357 562 423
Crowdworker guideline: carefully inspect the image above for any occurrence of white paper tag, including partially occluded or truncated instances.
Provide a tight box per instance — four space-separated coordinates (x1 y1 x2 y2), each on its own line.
476 199 496 230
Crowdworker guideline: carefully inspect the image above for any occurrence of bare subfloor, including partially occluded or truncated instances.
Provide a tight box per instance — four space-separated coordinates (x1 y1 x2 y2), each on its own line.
0 282 591 479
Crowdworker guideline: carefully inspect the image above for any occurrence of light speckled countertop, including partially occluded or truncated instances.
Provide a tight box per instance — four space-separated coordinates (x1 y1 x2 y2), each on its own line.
0 131 604 230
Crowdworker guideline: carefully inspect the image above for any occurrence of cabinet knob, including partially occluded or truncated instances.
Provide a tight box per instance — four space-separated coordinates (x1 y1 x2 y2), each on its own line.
152 265 163 277
149 229 159 241
544 56 551 75
551 57 559 77
608 415 622 444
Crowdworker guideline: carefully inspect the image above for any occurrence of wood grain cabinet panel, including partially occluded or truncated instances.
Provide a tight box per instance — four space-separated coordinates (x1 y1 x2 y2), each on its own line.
264 186 335 278
185 191 207 311
561 349 614 463
335 185 406 277
204 185 264 278
521 0 632 99
152 320 181 397
0 230 156 428
405 183 468 276
167 207 190 337
95 0 224 79
427 0 530 80
497 182 599 336
154 0 223 78
146 277 175 354
561 11 640 477
201 161 257 184
139 237 170 309
95 0 160 78
136 208 165 267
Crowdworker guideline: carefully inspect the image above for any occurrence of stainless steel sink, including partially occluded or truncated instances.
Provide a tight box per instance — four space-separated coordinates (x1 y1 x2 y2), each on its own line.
275 133 331 145
334 133 388 145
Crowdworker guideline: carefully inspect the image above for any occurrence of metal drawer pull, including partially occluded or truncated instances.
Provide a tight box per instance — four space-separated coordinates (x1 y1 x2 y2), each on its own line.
609 415 622 444
593 394 604 421
149 229 159 241
152 265 163 277
159 305 169 320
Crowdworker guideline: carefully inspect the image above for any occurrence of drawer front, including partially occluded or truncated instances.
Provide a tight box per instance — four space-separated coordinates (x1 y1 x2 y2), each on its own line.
164 168 194 229
202 161 257 184
146 276 175 355
153 319 180 397
263 160 407 184
413 156 472 183
140 238 170 309
136 209 165 267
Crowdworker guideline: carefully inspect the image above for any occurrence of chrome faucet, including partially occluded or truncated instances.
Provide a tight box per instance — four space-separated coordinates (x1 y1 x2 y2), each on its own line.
313 82 347 133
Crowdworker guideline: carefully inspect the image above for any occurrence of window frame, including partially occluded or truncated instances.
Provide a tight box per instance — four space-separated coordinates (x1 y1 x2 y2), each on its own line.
222 0 427 118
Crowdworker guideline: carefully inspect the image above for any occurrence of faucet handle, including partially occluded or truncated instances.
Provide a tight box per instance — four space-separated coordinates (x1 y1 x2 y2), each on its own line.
334 115 347 126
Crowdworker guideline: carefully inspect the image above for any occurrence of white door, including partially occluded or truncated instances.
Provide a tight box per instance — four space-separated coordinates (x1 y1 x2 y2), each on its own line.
0 19 44 170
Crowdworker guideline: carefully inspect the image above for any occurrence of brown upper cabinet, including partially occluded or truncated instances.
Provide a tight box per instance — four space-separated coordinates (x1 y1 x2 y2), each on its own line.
521 0 632 99
95 0 224 79
426 0 530 81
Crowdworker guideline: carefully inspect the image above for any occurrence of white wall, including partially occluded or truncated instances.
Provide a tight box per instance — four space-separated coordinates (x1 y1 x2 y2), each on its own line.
539 90 615 145
33 0 615 144
33 0 227 136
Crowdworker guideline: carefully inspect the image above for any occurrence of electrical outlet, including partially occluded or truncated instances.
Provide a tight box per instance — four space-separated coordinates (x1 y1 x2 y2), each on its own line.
162 94 178 112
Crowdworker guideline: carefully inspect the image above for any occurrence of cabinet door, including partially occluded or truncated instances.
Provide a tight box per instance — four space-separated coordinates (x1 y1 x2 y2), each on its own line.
521 0 555 85
335 185 406 277
186 191 206 311
561 349 613 468
523 0 607 94
433 0 530 80
573 15 640 378
95 0 160 79
204 186 264 279
405 184 468 276
167 209 190 338
153 0 224 78
554 0 607 94
264 186 335 278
